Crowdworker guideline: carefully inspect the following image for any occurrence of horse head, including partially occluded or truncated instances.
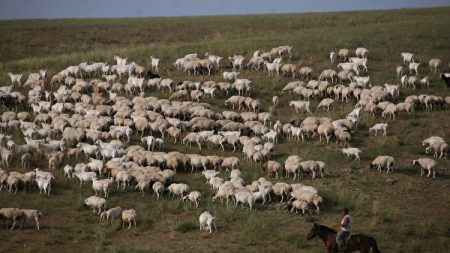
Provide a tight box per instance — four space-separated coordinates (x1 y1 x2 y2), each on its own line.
307 222 320 240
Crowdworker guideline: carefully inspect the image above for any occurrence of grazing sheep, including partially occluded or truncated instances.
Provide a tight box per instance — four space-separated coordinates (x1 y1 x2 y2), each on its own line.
412 158 437 178
84 196 107 215
272 182 292 202
425 141 448 159
122 209 136 230
401 52 415 64
64 165 73 178
289 101 311 114
73 171 96 187
264 61 281 77
299 67 313 80
152 181 165 199
92 177 113 197
381 104 397 120
104 206 123 224
199 211 216 233
229 55 245 70
19 209 42 230
319 69 337 82
7 73 22 86
272 96 279 108
428 58 441 72
182 191 202 208
7 175 19 194
221 157 239 171
290 200 311 215
370 156 395 173
150 56 160 72
265 160 282 178
0 147 12 168
369 123 388 136
21 153 32 169
409 62 420 75
281 64 297 78
329 52 336 64
317 98 334 112
418 76 430 89
355 47 369 58
0 208 23 230
201 170 220 183
341 147 361 161
223 71 240 82
234 190 255 210
35 177 51 196
289 191 323 214
167 183 189 199
396 66 404 77
338 48 350 61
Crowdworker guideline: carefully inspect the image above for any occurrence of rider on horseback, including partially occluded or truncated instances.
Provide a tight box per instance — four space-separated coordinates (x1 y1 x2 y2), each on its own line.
337 208 351 251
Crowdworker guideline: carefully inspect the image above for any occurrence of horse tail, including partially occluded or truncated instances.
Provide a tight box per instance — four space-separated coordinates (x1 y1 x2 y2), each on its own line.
368 236 381 253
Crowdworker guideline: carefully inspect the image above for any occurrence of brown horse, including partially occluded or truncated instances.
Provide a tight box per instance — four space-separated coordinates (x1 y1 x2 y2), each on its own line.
307 223 381 253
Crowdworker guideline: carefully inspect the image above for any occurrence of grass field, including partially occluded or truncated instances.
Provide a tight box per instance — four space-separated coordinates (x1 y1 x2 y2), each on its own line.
1 7 450 253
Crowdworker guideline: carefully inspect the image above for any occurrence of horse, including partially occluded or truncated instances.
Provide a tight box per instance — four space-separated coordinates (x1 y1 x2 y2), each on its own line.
306 223 381 253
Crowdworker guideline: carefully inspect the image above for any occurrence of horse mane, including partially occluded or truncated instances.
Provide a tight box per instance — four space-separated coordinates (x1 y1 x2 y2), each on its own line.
319 224 337 234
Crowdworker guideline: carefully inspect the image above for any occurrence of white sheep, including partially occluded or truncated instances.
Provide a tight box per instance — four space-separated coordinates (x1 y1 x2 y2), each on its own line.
409 62 420 75
272 182 291 202
104 206 123 224
152 181 165 199
0 208 23 230
425 141 448 159
412 158 437 178
317 98 334 112
290 200 311 215
122 209 136 230
341 147 361 161
428 58 441 72
234 190 255 210
289 191 323 214
92 176 113 197
229 55 245 70
7 73 22 86
349 57 368 71
167 183 189 199
289 101 311 114
264 61 281 77
19 209 42 230
319 69 337 82
183 191 202 208
199 211 216 233
150 56 160 72
338 48 350 61
329 52 336 64
369 123 388 136
401 52 415 64
355 47 369 58
370 156 395 173
223 71 240 82
73 171 96 187
84 196 107 215
201 170 220 183
221 157 239 171
396 66 404 77
35 177 51 196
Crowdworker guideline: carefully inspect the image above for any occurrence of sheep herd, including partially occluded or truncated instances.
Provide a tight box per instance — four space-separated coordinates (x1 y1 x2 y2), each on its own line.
0 43 449 234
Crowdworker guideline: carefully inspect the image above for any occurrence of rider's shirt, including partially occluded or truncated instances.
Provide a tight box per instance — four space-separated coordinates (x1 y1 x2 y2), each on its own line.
340 214 351 232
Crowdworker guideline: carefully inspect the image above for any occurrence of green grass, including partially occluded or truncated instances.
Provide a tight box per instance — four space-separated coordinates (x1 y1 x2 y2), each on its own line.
1 6 450 253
